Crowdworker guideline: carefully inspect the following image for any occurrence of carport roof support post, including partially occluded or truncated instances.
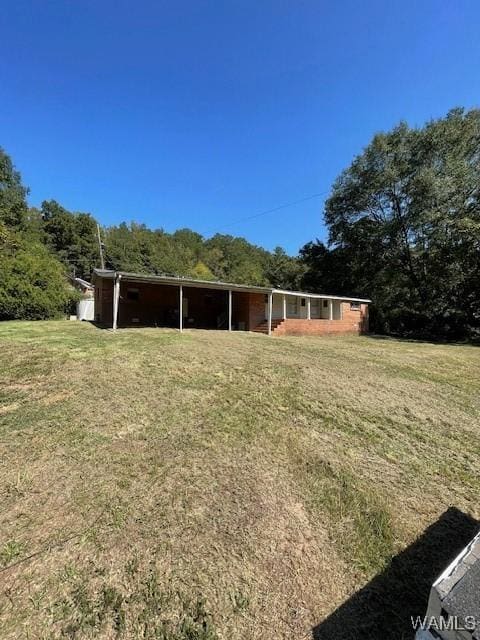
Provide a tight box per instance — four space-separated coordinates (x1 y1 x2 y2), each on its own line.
228 289 232 331
179 284 183 332
112 274 121 330
267 291 273 336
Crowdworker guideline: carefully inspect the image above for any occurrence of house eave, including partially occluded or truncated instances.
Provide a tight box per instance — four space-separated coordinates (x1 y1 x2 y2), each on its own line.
272 288 371 304
92 269 272 294
92 269 371 304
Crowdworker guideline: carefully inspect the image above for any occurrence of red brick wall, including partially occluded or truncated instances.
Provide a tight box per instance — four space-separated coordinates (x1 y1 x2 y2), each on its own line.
274 302 369 336
233 292 265 330
233 292 250 330
248 293 266 330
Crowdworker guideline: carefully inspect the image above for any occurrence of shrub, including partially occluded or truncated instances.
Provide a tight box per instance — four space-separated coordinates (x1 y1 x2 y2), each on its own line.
0 226 77 320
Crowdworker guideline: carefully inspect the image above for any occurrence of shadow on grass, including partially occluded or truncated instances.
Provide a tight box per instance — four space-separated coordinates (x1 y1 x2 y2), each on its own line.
366 334 479 347
88 321 178 331
312 507 479 640
89 321 240 334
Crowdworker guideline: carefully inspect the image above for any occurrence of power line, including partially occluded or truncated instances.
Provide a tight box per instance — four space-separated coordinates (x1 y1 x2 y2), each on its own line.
203 191 329 235
96 190 330 267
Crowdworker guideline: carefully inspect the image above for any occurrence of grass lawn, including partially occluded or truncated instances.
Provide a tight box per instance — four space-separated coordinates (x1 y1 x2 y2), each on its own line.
0 321 479 639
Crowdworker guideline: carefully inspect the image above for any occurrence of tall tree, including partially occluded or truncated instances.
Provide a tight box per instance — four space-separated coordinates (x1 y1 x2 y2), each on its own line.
104 223 198 276
0 147 28 228
203 234 270 285
310 108 480 338
41 200 99 280
0 224 76 320
265 246 305 289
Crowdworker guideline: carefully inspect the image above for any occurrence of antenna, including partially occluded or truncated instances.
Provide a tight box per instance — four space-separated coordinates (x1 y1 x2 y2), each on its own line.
96 223 105 270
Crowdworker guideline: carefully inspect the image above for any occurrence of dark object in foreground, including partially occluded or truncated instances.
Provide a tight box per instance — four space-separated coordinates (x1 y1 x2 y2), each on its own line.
312 507 479 640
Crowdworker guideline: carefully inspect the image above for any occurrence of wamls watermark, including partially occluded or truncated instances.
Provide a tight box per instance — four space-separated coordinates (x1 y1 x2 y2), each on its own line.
411 614 477 632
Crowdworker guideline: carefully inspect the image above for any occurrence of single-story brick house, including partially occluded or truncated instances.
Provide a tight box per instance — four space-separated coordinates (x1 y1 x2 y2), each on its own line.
92 269 370 336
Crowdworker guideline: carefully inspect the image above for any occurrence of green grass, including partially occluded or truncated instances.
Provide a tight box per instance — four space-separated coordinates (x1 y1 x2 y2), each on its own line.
0 321 479 639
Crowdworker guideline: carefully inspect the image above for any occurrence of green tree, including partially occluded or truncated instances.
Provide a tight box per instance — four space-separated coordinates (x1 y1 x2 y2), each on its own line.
265 246 305 289
41 200 99 280
190 261 215 280
172 228 204 260
104 223 197 276
0 147 28 228
311 108 480 338
203 234 269 285
0 225 77 320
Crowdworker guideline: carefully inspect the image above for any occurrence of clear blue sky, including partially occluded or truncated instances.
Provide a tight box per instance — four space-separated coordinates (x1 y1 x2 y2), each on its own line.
1 1 479 254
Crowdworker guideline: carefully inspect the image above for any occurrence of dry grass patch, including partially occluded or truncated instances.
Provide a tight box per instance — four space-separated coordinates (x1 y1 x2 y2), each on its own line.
0 321 479 639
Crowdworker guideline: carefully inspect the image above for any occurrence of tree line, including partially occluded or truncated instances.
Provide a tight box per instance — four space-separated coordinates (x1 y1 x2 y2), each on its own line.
1 107 479 339
0 153 304 320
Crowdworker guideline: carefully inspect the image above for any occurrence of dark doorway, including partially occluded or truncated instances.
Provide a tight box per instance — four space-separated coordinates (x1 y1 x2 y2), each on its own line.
182 287 229 330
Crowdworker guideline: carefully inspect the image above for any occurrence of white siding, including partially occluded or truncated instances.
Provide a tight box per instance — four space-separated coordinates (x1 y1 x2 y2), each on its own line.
77 298 95 321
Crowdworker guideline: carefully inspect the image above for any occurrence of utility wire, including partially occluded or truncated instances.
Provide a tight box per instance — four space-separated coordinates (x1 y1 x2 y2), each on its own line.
96 190 330 267
203 191 329 235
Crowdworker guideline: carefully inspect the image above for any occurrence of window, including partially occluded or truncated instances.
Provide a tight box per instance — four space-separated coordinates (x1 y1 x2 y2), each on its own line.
323 300 328 308
127 288 139 301
350 302 361 311
301 298 306 307
287 297 298 316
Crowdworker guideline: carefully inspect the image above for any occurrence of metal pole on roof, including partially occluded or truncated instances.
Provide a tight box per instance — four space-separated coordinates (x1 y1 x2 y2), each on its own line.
97 224 105 270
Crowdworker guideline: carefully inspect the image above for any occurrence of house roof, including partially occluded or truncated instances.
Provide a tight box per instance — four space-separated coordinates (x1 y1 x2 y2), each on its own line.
433 528 480 639
92 269 371 303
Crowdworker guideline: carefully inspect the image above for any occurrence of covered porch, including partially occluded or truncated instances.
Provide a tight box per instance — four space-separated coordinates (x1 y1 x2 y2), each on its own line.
254 290 368 336
110 273 266 332
270 292 342 321
93 269 369 336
